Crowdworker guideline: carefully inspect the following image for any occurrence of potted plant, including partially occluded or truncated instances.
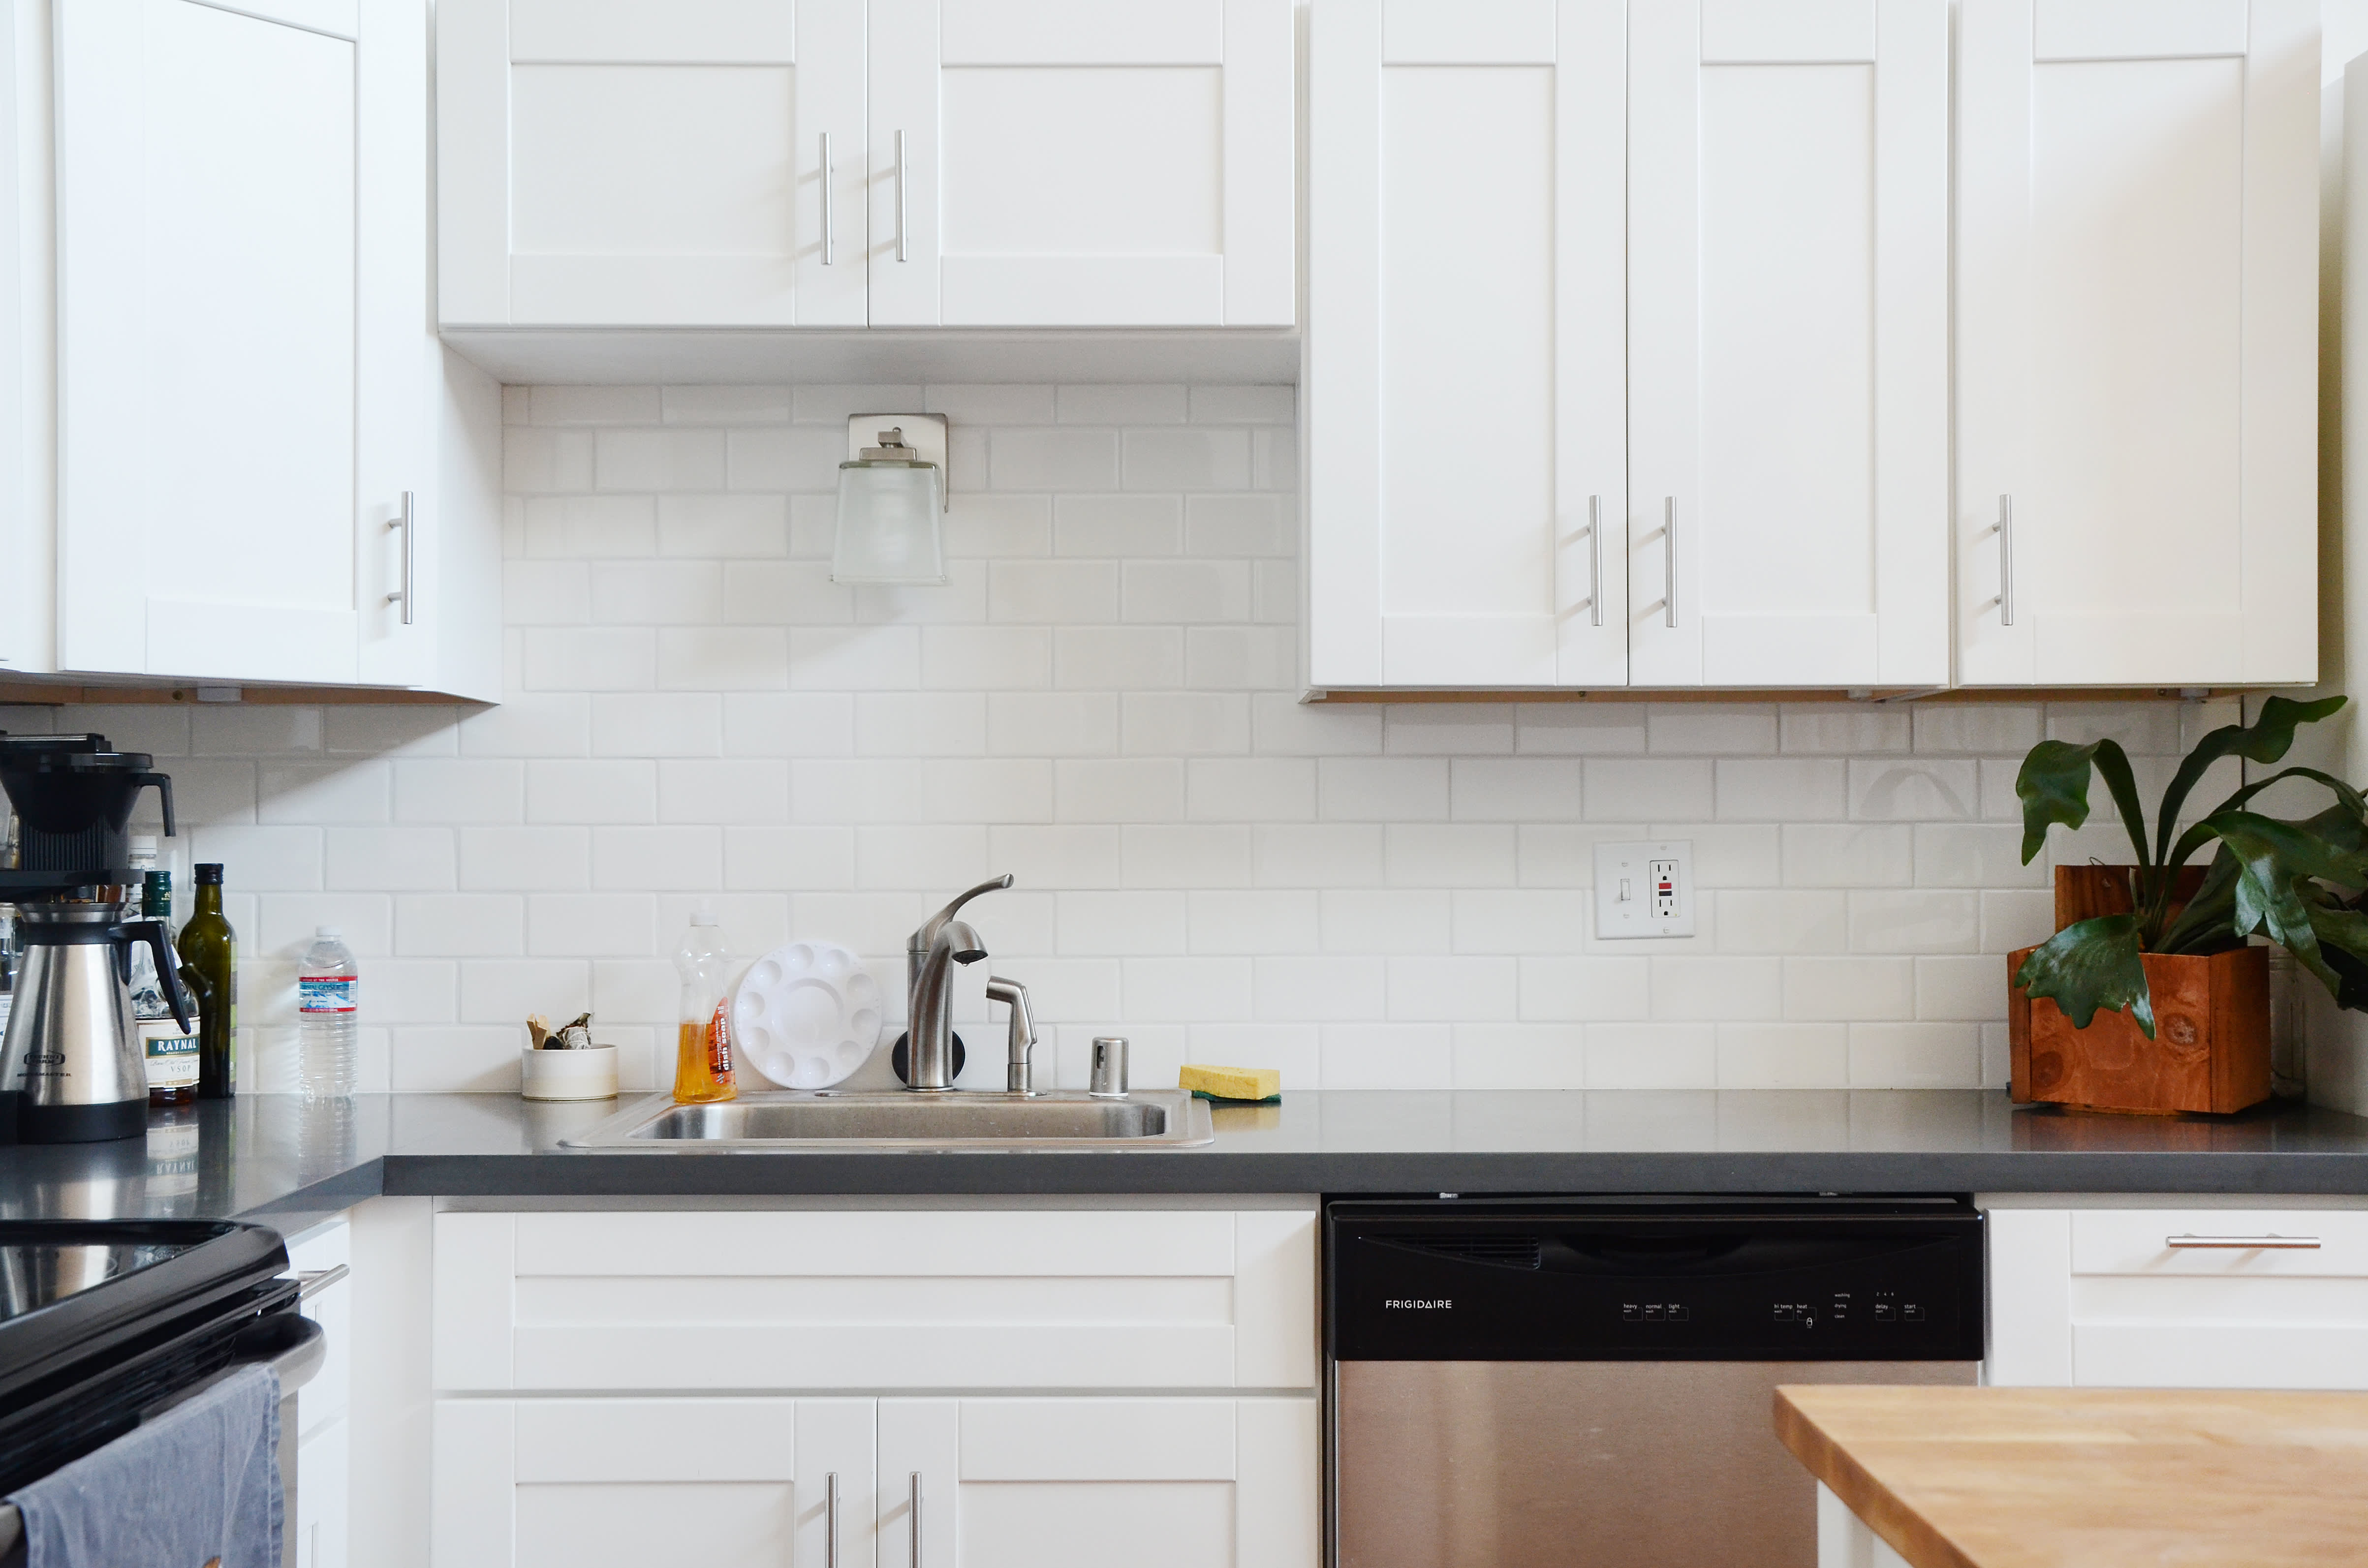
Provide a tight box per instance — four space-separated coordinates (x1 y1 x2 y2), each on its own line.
2009 695 2368 1113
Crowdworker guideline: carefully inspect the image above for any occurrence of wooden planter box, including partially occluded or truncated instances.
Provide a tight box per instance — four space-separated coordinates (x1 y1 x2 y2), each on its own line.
2007 865 2270 1115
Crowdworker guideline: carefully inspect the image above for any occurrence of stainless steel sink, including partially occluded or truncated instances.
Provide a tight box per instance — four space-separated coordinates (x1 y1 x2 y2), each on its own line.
558 1089 1215 1151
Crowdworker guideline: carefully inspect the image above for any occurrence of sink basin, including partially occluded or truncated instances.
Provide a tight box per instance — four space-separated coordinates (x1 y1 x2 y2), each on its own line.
559 1089 1215 1151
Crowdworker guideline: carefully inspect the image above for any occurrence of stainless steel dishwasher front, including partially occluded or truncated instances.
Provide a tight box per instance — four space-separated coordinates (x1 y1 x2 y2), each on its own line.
1326 1197 1984 1568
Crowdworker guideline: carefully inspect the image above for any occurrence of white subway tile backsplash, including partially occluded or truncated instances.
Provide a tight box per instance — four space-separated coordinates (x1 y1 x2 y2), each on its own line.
1319 758 1449 821
1056 494 1181 556
1320 888 1452 954
146 384 2202 1092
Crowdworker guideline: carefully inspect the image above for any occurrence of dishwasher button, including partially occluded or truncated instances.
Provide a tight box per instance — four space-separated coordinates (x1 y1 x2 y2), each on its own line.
1670 1304 1688 1322
1773 1303 1793 1320
1902 1303 1925 1322
1644 1304 1665 1320
1622 1303 1640 1320
1874 1302 1896 1321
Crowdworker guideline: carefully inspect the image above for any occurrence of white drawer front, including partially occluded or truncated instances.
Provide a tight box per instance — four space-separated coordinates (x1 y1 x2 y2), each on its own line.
2073 1324 2368 1389
2071 1210 2368 1277
434 1208 1316 1394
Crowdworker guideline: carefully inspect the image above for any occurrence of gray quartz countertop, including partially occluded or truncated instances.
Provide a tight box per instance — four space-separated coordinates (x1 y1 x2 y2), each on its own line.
7 1089 2368 1227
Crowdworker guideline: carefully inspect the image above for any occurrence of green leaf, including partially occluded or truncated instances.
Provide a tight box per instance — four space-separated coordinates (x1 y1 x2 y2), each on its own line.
2155 849 2243 954
2187 812 2368 997
2298 883 2368 1011
2015 914 2155 1038
2153 694 2347 863
2166 766 2368 872
2017 738 2151 867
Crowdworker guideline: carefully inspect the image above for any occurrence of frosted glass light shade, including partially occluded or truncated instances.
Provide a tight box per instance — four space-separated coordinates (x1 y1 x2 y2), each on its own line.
831 461 947 584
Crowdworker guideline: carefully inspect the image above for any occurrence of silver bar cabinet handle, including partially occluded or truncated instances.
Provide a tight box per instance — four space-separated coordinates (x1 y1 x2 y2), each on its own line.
1587 495 1604 628
295 1264 348 1299
1662 496 1677 629
385 491 414 626
895 130 909 263
825 1472 839 1568
2166 1234 2321 1250
820 132 834 265
1997 494 2014 626
910 1471 923 1568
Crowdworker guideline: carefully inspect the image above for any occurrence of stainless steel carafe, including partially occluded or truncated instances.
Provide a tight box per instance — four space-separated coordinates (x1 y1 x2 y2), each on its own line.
0 904 189 1143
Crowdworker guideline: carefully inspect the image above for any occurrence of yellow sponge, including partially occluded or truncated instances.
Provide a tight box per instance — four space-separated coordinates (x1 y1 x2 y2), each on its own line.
1180 1064 1281 1104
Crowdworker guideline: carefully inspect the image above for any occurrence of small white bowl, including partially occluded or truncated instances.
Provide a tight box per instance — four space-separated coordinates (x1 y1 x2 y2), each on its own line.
520 1045 619 1102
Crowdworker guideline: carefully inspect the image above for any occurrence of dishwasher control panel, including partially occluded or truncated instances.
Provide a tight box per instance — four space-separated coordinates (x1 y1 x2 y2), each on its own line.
1328 1197 1983 1362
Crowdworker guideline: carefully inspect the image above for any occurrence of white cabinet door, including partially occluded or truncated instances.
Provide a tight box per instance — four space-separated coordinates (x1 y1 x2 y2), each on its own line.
433 1397 869 1568
439 0 866 328
1627 0 1949 688
880 1398 1318 1568
55 0 408 685
867 0 1292 327
0 0 24 673
1306 0 1626 689
1957 0 2317 686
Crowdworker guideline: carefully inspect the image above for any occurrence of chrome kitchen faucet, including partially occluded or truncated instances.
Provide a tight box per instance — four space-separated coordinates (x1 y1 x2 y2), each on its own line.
905 875 1035 1093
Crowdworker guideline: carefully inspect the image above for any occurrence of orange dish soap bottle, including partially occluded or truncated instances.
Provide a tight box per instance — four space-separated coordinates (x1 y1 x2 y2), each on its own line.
673 907 738 1105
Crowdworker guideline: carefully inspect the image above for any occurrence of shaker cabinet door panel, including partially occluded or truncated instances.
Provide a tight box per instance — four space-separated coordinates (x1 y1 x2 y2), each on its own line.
55 0 366 683
1627 0 1949 688
867 0 1293 327
879 1397 1318 1568
1956 0 2317 686
1307 0 1627 689
439 0 866 328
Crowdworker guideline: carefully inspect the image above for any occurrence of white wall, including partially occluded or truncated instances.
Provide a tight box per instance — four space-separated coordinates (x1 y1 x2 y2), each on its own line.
0 384 2239 1098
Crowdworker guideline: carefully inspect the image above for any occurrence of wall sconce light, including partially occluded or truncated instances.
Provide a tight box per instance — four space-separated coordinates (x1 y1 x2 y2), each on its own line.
831 413 949 584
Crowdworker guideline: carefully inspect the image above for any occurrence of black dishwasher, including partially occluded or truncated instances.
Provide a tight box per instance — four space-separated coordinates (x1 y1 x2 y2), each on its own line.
1328 1196 1983 1568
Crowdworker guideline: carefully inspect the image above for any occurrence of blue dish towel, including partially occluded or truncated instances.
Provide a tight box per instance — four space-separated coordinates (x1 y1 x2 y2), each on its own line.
8 1361 280 1568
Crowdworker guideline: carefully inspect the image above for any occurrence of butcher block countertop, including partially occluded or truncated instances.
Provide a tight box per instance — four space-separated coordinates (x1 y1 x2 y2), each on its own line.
1774 1384 2368 1568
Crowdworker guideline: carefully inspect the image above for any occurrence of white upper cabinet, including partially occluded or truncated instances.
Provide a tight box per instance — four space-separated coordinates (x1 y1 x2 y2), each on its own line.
1627 0 1949 688
440 0 1294 332
1956 0 2317 687
439 0 866 328
867 0 1294 327
1307 0 1626 688
51 0 499 698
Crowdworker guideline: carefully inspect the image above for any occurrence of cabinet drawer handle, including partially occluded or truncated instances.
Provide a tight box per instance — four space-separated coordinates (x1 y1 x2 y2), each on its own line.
1661 496 1677 629
825 1471 839 1568
1586 495 1604 628
385 491 414 626
895 130 910 263
910 1471 923 1568
2165 1235 2322 1249
295 1264 348 1299
820 132 835 266
1996 494 2014 626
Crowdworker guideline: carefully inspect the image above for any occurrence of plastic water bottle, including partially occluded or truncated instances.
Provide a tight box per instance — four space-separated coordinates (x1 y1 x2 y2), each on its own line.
298 926 359 1100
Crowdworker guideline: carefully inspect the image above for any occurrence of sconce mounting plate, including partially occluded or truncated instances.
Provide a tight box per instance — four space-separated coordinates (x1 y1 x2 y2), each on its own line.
847 413 949 509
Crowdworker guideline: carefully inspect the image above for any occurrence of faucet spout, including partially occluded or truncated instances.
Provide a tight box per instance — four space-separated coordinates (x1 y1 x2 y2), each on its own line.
904 877 1015 1092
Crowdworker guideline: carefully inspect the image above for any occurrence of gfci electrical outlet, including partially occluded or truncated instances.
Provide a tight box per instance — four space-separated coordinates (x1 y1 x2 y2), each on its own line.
1594 840 1696 939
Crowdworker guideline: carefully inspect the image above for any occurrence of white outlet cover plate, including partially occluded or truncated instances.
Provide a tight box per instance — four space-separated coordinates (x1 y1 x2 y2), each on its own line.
1594 839 1696 939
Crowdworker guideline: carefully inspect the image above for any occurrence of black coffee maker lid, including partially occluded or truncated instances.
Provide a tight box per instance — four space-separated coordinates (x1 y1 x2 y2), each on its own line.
0 735 156 772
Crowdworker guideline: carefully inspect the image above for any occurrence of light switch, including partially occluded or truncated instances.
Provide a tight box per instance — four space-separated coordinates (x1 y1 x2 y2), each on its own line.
1595 840 1695 939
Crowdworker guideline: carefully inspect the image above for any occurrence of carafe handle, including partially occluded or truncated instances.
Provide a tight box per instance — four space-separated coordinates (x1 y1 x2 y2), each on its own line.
132 772 175 839
124 920 191 1032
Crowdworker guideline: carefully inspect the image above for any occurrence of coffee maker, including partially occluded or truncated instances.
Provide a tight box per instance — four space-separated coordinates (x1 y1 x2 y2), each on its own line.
0 737 190 1142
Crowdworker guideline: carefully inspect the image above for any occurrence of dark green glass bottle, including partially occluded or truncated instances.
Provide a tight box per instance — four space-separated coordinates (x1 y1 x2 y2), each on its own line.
180 862 238 1099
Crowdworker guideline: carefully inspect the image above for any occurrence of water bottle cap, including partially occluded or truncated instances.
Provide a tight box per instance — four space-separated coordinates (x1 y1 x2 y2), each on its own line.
690 912 718 927
316 925 342 940
129 834 158 856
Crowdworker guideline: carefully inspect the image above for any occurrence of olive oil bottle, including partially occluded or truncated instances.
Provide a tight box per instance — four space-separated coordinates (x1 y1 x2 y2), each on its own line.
179 862 238 1098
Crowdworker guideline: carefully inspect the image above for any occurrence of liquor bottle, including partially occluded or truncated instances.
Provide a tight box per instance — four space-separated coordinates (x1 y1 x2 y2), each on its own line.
136 870 201 1107
179 862 238 1099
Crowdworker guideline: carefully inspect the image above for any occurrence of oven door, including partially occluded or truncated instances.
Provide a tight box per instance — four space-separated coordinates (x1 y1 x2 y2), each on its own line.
1333 1358 1976 1568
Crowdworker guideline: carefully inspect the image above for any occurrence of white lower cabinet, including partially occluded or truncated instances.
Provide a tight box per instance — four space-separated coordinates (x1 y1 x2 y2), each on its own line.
1986 1203 2368 1388
427 1207 1320 1568
286 1218 353 1568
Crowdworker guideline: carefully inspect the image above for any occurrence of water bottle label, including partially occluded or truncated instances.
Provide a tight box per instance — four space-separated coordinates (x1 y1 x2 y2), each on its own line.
300 976 357 1015
143 1021 200 1089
